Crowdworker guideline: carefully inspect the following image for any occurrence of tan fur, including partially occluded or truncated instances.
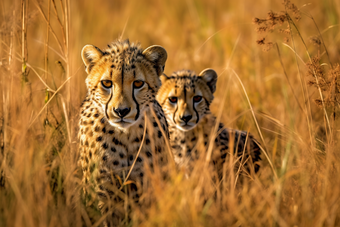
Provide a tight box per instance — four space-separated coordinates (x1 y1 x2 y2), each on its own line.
78 39 169 225
157 69 261 176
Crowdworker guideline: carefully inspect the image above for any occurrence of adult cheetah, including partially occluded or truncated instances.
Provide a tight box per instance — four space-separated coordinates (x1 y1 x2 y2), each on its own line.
78 39 169 225
157 69 261 177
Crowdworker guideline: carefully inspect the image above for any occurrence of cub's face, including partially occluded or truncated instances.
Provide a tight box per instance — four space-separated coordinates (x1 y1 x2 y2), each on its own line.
81 40 167 129
157 69 217 131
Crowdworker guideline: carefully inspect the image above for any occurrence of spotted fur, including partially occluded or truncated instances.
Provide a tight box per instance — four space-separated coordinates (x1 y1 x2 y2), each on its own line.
157 69 261 176
78 39 169 225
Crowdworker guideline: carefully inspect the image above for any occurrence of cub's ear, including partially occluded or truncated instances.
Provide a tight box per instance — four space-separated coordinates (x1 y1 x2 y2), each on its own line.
159 73 169 85
199 68 218 93
142 45 167 76
81 45 103 74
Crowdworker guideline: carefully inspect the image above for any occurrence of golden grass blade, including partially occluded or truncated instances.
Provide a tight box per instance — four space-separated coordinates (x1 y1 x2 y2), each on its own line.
26 63 56 92
33 0 65 56
206 34 240 164
119 116 147 189
150 104 175 166
28 76 71 128
275 43 304 113
286 14 331 143
60 95 71 144
230 68 277 179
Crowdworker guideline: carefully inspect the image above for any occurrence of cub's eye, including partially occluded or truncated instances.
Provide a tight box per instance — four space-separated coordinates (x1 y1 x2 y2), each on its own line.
168 97 178 103
133 80 144 88
101 80 112 88
193 95 202 102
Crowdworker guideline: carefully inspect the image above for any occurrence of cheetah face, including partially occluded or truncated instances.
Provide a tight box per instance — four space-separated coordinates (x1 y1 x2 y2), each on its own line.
157 69 217 131
82 40 167 129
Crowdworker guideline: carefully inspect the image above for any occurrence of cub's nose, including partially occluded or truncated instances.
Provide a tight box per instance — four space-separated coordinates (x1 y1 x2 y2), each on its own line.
180 115 192 123
114 107 131 118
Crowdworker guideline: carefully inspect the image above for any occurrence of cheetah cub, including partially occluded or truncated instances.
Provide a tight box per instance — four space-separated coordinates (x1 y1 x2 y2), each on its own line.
157 69 261 177
78 39 169 224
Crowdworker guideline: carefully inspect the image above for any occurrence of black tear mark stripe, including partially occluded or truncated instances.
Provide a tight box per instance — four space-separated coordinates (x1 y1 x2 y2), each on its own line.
193 94 199 124
173 101 178 124
105 88 113 119
173 85 179 124
132 87 140 121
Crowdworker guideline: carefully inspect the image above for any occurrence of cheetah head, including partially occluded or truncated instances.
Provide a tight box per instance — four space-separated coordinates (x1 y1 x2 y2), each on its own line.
157 69 217 131
82 39 167 129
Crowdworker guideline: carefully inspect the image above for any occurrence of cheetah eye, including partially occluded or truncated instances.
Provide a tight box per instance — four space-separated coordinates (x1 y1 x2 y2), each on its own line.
168 97 178 103
133 80 144 88
193 95 202 103
101 80 112 89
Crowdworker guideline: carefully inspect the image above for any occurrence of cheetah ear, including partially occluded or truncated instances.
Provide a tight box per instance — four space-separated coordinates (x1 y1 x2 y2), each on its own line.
81 45 103 74
160 73 169 84
142 45 167 76
199 68 218 93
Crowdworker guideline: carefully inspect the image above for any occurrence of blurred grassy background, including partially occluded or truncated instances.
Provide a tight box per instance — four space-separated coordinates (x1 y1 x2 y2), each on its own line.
1 0 340 226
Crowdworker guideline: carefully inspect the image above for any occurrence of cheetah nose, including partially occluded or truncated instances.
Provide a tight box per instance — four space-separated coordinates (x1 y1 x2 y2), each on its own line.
114 107 131 118
180 115 192 123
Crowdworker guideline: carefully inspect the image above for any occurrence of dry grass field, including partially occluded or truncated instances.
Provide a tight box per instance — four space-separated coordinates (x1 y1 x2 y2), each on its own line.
1 0 340 226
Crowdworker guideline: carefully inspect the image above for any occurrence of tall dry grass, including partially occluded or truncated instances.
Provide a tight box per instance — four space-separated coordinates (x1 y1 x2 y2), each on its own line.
0 0 340 226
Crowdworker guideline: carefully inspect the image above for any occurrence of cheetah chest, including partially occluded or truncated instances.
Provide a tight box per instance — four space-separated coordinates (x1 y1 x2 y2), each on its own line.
79 101 167 185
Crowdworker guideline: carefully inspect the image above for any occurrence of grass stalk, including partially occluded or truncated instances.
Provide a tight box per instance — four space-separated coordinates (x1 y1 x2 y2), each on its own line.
287 13 331 143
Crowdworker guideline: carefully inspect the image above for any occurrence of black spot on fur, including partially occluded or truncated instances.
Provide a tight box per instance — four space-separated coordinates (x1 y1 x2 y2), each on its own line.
108 130 114 134
171 145 181 149
146 139 150 145
113 138 121 145
113 160 119 166
96 136 102 142
119 153 124 158
102 127 106 133
99 169 106 174
137 157 142 162
146 151 152 157
111 147 116 153
158 131 162 138
129 155 133 161
102 143 108 149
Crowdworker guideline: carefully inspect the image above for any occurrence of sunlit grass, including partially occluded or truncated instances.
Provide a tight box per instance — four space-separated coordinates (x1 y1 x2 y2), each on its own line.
0 0 340 226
